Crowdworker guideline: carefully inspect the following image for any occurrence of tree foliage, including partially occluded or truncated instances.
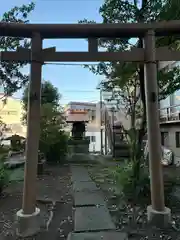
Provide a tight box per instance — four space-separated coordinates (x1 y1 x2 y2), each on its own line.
81 0 180 102
79 0 180 187
22 80 67 163
22 80 60 124
80 0 180 141
0 2 35 96
39 102 68 162
40 102 65 144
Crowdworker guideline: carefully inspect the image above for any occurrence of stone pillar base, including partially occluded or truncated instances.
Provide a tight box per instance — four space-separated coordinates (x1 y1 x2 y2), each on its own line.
147 205 171 228
16 208 41 237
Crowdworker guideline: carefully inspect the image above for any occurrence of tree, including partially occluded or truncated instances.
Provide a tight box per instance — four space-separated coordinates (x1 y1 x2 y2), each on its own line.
22 81 68 163
0 2 35 96
79 0 180 166
22 80 60 124
39 102 67 162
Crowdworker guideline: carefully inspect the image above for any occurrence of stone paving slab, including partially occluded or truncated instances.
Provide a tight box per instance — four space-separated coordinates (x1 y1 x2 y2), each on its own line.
67 232 128 240
74 205 115 232
73 180 99 192
71 166 92 182
71 165 89 175
74 191 105 207
71 173 92 182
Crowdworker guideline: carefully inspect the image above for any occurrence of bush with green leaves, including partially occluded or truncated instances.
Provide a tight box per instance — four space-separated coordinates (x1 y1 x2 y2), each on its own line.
38 103 68 164
111 162 150 205
0 164 9 194
40 131 68 164
111 161 177 207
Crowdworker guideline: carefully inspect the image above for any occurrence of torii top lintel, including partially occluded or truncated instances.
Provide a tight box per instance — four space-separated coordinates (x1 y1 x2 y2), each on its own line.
1 20 180 38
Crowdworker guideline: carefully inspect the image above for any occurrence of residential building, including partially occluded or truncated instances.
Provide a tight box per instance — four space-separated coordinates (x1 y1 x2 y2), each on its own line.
0 93 26 140
159 61 180 165
159 61 180 118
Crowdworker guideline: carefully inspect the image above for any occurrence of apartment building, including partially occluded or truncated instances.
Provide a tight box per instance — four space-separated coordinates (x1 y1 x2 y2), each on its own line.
159 61 180 117
158 61 180 165
0 93 26 140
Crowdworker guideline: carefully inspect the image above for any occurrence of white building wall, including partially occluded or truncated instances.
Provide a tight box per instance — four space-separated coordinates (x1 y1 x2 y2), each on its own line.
159 61 180 116
161 124 180 166
85 131 102 153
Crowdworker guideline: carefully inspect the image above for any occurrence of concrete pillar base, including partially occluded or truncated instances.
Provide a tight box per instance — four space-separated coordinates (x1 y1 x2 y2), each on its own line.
147 205 171 228
16 208 41 237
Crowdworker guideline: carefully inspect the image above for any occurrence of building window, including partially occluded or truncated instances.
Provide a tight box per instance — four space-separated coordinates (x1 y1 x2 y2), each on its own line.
91 110 96 121
176 132 180 148
91 115 95 121
161 132 169 146
91 136 96 142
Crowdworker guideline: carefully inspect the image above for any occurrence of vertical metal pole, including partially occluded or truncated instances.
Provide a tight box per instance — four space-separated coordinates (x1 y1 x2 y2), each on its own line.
112 108 115 158
167 108 169 121
144 30 165 212
170 94 174 116
22 33 42 214
100 89 103 154
104 109 107 155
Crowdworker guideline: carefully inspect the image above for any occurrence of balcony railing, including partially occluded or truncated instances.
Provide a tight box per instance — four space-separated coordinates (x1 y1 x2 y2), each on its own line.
159 104 180 123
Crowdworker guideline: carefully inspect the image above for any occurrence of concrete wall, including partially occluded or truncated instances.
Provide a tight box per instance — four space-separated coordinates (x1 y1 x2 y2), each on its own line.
86 131 100 152
160 124 180 165
86 130 108 153
0 96 26 138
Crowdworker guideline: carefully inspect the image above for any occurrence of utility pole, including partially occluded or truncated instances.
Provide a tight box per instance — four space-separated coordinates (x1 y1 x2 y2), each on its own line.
112 107 115 158
104 109 107 155
100 89 103 155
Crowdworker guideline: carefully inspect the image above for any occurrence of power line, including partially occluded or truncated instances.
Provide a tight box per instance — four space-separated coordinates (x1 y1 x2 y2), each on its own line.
44 62 99 66
38 0 100 1
62 90 99 92
62 98 99 100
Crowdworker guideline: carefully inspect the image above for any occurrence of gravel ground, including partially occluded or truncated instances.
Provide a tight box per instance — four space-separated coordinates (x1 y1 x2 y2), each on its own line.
0 165 74 240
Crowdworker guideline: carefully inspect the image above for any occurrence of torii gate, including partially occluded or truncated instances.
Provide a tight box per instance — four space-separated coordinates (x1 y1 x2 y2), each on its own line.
1 21 180 236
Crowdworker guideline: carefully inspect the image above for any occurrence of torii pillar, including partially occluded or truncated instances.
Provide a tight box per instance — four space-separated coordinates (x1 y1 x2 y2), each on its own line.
144 30 171 226
16 32 43 237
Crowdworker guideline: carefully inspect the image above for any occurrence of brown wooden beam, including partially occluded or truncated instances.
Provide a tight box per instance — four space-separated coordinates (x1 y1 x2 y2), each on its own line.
88 39 98 52
42 49 144 62
0 50 31 62
1 48 144 62
156 47 180 61
1 21 180 38
1 47 180 62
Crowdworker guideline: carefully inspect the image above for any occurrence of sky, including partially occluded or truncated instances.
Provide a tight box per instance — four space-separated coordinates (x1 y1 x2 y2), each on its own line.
0 0 104 105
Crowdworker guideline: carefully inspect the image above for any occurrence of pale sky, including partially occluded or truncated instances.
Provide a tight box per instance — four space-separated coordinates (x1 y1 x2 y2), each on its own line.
1 0 104 105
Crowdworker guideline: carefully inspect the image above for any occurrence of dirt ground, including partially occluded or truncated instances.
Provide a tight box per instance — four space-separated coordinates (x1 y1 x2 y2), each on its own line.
0 165 73 240
88 164 180 240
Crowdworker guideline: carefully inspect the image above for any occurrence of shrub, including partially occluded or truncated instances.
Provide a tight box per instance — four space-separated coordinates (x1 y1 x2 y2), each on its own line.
39 131 68 164
111 162 150 204
0 145 10 155
0 164 9 195
111 161 176 206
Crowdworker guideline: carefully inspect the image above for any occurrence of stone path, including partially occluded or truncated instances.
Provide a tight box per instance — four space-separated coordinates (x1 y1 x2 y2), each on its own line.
67 165 127 240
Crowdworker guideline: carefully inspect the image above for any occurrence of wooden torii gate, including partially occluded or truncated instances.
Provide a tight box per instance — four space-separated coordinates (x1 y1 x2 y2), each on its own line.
1 21 180 236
